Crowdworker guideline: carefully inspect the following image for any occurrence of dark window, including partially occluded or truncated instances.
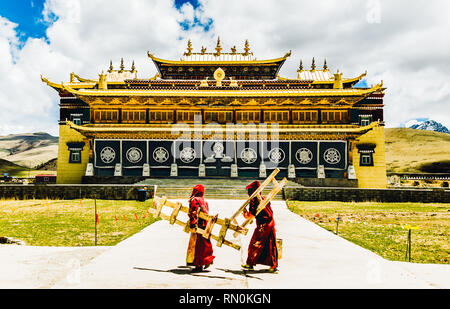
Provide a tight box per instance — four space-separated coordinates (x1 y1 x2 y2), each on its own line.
69 150 81 163
360 153 373 166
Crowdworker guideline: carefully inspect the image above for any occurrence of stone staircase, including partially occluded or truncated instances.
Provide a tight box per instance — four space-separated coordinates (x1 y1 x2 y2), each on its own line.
136 178 301 200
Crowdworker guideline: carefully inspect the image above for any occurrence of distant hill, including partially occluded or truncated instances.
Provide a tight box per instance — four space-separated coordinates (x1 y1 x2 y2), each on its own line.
0 132 58 168
409 120 449 134
385 128 450 173
0 158 29 176
36 158 57 171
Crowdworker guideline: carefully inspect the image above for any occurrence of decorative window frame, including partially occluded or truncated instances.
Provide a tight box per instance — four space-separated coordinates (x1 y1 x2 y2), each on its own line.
359 114 372 127
67 142 85 164
356 142 376 167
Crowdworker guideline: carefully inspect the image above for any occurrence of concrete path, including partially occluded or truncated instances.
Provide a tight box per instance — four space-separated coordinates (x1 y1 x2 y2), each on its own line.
1 199 448 288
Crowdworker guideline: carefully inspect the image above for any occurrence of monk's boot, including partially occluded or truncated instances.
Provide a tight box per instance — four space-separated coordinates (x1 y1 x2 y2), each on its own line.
192 266 203 273
268 266 278 273
241 264 254 270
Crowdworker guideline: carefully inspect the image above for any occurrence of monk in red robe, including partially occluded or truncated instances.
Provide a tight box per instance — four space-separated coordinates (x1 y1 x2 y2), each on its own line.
186 184 215 272
241 180 278 272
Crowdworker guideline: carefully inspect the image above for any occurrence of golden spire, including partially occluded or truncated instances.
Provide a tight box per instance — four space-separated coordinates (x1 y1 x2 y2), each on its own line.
243 39 250 56
215 36 222 56
311 57 316 71
297 60 304 72
185 39 193 56
119 58 124 73
108 60 114 73
131 60 136 73
201 46 206 54
323 58 328 71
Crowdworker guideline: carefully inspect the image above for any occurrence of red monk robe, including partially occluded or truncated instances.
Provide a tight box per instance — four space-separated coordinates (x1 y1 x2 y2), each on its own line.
186 184 215 272
242 180 278 272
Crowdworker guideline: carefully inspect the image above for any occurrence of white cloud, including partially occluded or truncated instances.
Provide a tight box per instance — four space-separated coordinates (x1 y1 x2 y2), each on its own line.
0 0 449 136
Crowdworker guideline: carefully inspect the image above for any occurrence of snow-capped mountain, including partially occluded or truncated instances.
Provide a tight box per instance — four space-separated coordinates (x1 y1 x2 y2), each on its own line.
407 120 449 133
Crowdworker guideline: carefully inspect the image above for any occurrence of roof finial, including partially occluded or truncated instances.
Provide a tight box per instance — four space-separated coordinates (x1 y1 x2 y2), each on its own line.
108 60 114 73
311 57 316 71
215 36 222 56
185 39 193 56
297 59 304 72
243 39 250 56
119 58 124 73
323 58 328 71
231 45 236 53
131 60 136 73
201 46 206 54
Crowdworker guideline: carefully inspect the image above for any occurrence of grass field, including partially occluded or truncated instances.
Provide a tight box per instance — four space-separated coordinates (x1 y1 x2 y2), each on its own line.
0 199 159 246
287 201 450 264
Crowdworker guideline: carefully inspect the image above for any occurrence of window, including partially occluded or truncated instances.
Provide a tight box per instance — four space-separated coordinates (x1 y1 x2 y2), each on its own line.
72 117 81 125
359 115 372 127
321 110 349 124
263 110 289 123
236 110 260 124
122 110 146 123
204 110 233 124
360 153 373 166
176 110 201 123
69 150 81 163
93 109 119 123
148 110 174 123
292 110 318 124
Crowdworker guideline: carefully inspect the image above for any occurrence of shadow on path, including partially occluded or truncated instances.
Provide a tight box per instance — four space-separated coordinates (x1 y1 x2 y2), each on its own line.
133 267 239 281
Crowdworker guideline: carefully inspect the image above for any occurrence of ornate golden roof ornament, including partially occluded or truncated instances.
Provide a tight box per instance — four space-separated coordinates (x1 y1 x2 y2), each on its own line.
199 77 209 87
98 71 107 90
215 36 222 56
70 72 75 83
108 60 114 73
297 60 304 72
214 67 225 86
231 45 236 54
131 60 136 73
311 57 316 71
201 46 207 54
243 39 250 56
185 39 193 56
323 59 328 71
333 69 343 89
229 76 238 87
119 58 125 73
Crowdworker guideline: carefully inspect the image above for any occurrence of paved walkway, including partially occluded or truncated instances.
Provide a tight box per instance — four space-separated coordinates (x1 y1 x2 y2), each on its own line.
1 199 449 288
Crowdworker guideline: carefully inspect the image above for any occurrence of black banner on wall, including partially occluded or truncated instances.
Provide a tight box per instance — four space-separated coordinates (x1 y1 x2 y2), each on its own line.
149 140 173 167
202 140 235 167
122 141 147 168
236 140 260 169
94 140 121 168
290 141 318 169
261 141 289 169
319 141 347 170
174 140 201 167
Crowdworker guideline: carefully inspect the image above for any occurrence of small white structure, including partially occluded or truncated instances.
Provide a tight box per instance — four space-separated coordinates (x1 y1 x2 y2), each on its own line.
347 165 356 179
259 163 267 178
85 163 94 176
142 163 150 176
114 163 122 176
198 164 206 177
288 164 296 179
170 163 178 177
230 164 238 178
317 165 325 179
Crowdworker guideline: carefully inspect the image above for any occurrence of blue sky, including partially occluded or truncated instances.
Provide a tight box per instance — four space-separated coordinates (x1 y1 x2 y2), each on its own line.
0 0 200 44
0 0 49 44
